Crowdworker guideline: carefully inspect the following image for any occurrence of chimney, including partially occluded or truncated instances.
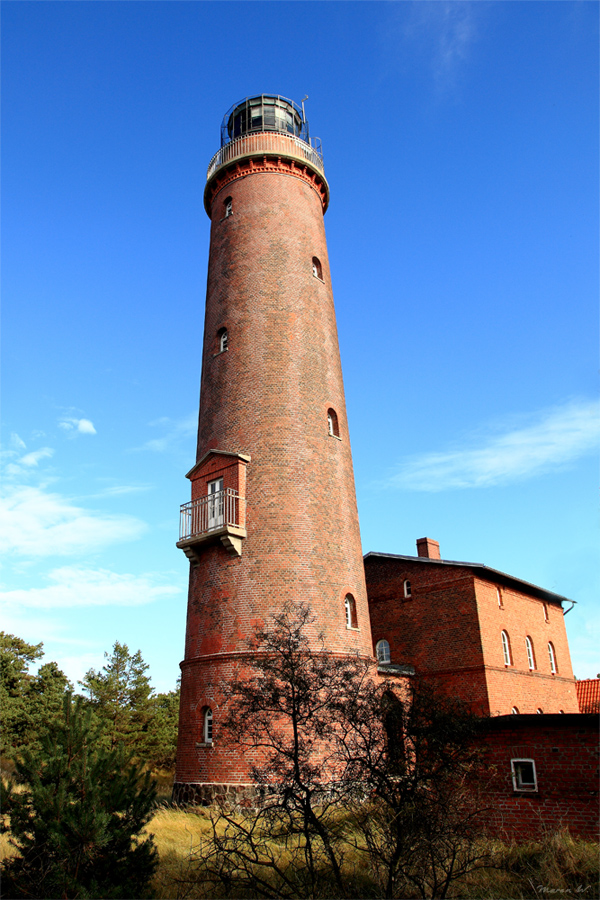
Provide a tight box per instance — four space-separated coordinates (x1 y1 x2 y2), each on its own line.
416 537 441 560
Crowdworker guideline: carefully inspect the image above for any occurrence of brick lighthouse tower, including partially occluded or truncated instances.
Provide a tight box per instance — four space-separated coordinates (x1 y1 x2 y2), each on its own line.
174 95 373 804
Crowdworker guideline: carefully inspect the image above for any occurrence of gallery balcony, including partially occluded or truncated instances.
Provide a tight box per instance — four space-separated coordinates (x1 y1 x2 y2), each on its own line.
177 490 246 561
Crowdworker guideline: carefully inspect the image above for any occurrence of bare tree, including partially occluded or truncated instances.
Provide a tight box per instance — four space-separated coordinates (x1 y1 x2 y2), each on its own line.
188 603 493 899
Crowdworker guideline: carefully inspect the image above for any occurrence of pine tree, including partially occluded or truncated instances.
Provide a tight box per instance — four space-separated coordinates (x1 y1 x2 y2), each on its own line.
79 641 153 754
0 632 44 758
1 692 158 899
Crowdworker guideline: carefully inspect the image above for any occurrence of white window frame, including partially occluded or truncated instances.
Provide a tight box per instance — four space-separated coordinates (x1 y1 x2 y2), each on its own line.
403 580 412 599
219 329 228 352
511 707 519 715
526 636 536 670
204 707 213 744
511 758 537 792
376 640 391 664
501 630 511 666
548 642 557 674
345 595 357 629
224 198 233 218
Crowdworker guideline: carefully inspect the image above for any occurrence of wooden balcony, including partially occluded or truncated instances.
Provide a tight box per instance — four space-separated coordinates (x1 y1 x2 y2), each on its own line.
177 490 246 561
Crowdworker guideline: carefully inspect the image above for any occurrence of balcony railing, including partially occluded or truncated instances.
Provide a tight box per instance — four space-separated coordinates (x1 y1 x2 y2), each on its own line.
207 132 324 181
179 490 244 542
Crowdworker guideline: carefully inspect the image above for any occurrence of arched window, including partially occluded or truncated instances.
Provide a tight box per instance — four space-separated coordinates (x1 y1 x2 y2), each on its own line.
327 408 339 437
344 594 357 629
526 636 536 670
543 602 549 622
224 196 233 217
218 328 228 352
496 587 503 608
376 639 391 664
501 630 512 666
403 580 412 599
312 256 323 279
536 708 544 714
511 707 520 715
548 642 557 674
203 707 213 743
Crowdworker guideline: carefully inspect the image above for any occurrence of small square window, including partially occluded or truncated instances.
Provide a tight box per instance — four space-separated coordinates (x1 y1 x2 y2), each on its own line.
511 758 537 792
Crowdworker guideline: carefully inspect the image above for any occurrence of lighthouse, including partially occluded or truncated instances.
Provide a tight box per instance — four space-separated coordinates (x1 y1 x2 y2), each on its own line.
173 95 373 804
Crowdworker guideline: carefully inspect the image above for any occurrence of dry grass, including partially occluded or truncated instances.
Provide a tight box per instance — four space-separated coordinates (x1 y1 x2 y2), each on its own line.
148 806 215 900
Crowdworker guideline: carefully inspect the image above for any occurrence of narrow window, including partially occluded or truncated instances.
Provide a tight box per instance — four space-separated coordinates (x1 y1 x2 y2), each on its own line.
327 408 339 437
536 708 544 714
511 707 520 715
526 636 536 670
218 328 228 352
548 642 557 674
376 639 391 664
382 691 405 774
203 707 213 743
497 587 503 609
501 630 512 666
543 602 549 622
312 256 323 279
345 594 358 629
511 759 537 792
224 197 233 218
403 580 412 599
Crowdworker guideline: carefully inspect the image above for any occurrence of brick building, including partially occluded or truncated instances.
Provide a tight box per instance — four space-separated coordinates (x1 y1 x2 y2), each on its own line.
365 538 579 716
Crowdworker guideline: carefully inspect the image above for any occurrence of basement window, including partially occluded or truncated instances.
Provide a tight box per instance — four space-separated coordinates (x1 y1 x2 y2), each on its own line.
376 639 391 665
511 759 537 792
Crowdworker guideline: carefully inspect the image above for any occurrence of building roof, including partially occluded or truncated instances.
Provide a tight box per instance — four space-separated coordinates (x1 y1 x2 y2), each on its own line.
363 551 574 607
575 678 600 713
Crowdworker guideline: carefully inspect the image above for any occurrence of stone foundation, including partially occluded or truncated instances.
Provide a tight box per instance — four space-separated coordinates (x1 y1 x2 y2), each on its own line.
172 781 262 808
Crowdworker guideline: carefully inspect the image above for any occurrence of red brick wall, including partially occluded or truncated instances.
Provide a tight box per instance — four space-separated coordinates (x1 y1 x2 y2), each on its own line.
366 556 491 714
176 144 373 787
474 578 578 715
476 714 599 841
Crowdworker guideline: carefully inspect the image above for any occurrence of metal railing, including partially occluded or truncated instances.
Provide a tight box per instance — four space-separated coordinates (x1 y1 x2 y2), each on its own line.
179 490 244 541
207 132 324 181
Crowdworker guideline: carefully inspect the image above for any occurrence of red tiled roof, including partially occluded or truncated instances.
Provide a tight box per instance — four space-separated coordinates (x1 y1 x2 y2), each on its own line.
576 679 600 713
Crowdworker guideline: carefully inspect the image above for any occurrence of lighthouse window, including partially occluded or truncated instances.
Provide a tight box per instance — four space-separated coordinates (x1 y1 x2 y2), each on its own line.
312 257 323 280
327 408 340 437
345 594 358 629
501 630 512 666
218 328 228 353
224 197 233 218
548 642 557 674
203 707 213 744
376 639 391 664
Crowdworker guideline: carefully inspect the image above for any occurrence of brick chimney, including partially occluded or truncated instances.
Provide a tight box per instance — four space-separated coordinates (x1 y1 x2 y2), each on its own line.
416 537 441 560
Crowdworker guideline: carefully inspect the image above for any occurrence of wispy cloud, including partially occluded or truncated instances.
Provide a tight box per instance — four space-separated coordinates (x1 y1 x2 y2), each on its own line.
389 399 600 492
59 417 97 435
0 485 147 556
404 1 478 93
20 447 54 467
0 566 181 609
136 412 197 454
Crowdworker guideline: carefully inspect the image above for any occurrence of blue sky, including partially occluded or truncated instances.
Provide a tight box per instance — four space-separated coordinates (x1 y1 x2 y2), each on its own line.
2 1 598 692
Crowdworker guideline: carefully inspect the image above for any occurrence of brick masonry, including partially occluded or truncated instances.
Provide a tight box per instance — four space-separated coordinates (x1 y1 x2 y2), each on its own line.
365 549 579 716
175 130 374 788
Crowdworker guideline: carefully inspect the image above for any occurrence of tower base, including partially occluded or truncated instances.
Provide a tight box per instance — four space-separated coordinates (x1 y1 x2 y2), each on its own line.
172 781 260 809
